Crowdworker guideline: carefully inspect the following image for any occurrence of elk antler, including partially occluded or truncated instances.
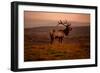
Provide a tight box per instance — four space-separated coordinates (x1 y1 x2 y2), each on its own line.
65 20 71 26
57 20 66 26
57 20 71 27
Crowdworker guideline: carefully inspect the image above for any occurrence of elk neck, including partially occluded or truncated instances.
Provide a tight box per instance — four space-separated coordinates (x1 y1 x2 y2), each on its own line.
63 27 69 35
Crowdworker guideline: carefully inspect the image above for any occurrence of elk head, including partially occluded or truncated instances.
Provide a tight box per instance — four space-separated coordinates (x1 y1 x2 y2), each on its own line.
57 20 72 35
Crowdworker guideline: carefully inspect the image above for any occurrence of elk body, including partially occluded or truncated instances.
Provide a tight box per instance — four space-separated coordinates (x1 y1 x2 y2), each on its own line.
50 20 72 44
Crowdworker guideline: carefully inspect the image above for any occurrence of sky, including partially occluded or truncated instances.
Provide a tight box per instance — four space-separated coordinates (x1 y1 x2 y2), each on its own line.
24 11 90 28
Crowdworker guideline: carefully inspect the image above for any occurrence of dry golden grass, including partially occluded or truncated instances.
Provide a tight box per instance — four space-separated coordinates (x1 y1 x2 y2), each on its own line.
24 26 90 61
24 42 90 61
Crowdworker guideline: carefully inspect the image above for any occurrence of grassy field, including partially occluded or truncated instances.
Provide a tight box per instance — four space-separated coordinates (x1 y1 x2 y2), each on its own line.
24 26 90 61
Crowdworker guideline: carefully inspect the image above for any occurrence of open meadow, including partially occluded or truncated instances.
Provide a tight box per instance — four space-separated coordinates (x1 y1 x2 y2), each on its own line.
24 26 90 61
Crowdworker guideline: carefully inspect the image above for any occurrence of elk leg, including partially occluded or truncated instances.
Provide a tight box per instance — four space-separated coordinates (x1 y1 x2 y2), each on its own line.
59 38 61 43
58 38 60 43
50 35 54 44
51 39 54 44
59 37 63 43
58 37 62 43
61 37 63 43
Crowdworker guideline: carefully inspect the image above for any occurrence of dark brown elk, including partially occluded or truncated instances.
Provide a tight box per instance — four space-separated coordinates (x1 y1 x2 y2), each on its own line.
50 20 72 44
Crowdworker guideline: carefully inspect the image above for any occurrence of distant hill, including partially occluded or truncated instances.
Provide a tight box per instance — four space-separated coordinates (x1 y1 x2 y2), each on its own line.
25 26 90 37
24 26 90 61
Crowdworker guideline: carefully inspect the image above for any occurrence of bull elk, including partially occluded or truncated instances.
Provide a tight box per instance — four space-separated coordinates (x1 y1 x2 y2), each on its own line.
50 20 72 44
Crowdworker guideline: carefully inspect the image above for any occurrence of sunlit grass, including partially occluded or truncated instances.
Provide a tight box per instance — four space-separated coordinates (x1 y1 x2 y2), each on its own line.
24 42 90 61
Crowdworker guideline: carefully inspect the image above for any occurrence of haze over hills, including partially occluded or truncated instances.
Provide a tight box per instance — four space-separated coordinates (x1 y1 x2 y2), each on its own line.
25 26 90 37
24 21 90 28
24 11 90 28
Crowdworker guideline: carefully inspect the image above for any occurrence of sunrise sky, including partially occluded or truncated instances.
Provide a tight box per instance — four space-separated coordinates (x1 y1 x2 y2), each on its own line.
24 11 90 28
